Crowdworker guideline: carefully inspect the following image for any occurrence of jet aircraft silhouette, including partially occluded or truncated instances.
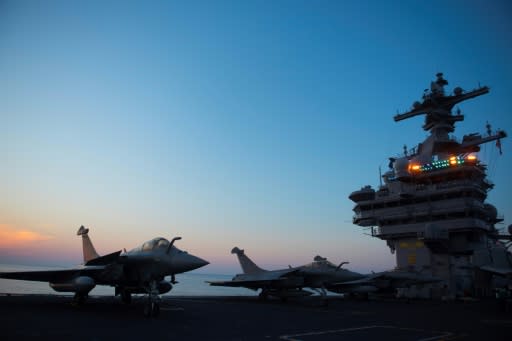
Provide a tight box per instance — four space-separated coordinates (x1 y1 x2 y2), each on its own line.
208 247 440 302
0 226 209 317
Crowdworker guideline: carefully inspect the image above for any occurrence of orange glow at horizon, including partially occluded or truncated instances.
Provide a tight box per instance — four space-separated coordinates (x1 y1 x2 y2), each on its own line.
0 224 54 248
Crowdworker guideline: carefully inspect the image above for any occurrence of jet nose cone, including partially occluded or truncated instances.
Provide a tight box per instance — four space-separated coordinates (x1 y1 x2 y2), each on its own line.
175 253 209 273
188 254 209 270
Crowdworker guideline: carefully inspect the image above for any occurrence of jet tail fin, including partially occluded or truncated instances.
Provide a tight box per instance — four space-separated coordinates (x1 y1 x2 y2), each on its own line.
77 225 100 263
231 247 265 274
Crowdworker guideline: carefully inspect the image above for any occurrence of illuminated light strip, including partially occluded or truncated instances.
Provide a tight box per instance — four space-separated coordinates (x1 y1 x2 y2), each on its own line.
412 155 478 173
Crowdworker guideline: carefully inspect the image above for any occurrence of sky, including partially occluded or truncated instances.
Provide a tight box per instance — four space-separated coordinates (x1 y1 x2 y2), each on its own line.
1 0 511 274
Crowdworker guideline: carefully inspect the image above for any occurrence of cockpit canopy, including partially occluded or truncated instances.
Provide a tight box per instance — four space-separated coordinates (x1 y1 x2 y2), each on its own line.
141 238 170 251
127 236 187 255
128 237 171 253
304 256 339 270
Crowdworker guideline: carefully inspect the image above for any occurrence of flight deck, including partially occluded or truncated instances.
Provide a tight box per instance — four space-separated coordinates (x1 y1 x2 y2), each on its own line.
1 294 510 340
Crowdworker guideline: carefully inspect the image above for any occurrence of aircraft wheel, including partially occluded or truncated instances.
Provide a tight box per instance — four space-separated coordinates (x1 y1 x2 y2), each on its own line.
151 302 160 317
121 291 132 304
143 303 151 317
73 293 86 306
259 291 268 301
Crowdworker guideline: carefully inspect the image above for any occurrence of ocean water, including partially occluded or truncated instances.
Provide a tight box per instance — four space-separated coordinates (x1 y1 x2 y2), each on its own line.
0 264 254 297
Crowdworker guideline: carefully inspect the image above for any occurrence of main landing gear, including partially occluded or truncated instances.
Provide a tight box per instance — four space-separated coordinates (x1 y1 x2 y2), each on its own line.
121 291 132 304
258 290 269 301
259 289 290 303
72 293 87 306
143 280 161 317
143 300 160 317
114 287 132 304
314 287 329 307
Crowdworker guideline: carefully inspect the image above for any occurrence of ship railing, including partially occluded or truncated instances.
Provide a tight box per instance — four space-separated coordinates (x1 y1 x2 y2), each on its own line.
434 179 485 190
415 184 427 191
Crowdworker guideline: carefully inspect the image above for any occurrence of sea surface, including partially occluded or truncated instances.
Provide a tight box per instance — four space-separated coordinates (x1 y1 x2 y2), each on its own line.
0 263 253 297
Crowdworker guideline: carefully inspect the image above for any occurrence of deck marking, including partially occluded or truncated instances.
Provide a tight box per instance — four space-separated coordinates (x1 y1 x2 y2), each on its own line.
280 325 380 340
280 325 454 341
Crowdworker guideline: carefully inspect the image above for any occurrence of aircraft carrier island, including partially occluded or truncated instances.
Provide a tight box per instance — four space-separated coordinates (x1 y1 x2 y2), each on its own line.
349 73 510 299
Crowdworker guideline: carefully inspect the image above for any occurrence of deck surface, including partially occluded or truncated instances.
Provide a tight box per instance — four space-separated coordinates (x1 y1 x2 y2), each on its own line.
1 294 511 340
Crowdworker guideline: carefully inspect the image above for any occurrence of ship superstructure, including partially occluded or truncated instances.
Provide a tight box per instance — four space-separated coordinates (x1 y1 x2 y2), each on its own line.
349 73 509 298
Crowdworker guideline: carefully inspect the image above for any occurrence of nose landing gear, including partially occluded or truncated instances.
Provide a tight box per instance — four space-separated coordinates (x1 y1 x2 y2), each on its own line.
143 300 160 317
72 292 88 306
143 280 161 317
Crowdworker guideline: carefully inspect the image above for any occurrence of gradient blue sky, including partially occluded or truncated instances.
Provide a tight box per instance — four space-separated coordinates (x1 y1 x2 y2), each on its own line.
1 0 511 274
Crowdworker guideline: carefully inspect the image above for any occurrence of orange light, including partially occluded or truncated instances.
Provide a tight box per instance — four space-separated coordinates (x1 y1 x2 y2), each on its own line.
409 164 421 171
467 154 477 161
449 156 457 165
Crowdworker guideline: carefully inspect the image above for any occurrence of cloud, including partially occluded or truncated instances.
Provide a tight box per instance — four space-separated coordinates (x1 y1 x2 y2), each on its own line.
0 224 54 248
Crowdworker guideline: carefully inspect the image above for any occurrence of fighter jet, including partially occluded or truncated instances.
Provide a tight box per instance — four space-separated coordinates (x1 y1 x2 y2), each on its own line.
0 226 209 317
208 247 440 302
475 225 512 278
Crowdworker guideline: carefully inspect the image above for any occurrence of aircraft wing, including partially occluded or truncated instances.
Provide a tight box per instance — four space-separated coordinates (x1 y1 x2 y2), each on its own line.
250 268 298 280
0 251 122 283
330 271 441 290
208 268 300 289
480 265 512 276
0 267 105 283
208 277 297 290
207 279 270 290
85 250 122 266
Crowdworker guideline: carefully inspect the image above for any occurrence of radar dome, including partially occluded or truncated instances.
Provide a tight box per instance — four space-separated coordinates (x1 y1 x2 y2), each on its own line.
453 87 463 95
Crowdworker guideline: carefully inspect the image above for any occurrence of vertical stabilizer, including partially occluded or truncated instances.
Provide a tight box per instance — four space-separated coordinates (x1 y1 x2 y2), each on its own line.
77 225 100 263
231 247 266 274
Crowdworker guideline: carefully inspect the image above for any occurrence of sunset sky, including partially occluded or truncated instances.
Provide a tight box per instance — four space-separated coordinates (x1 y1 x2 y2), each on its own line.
1 0 511 274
